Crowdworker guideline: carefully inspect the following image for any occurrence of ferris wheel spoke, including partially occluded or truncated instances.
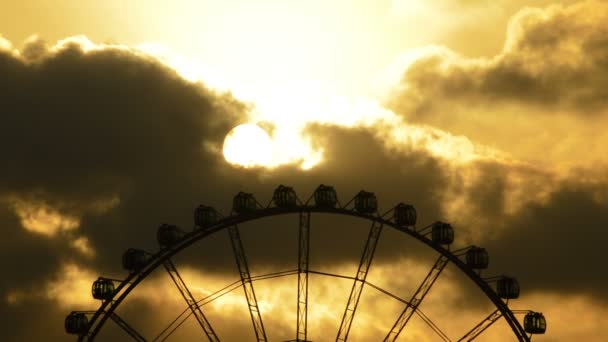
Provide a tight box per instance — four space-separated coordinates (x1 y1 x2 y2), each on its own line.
384 254 449 342
336 220 384 342
415 309 452 342
108 312 147 341
296 211 311 341
162 259 220 342
228 225 268 341
457 309 502 341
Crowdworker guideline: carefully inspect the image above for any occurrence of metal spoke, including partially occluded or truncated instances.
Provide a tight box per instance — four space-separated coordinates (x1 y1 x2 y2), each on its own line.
163 259 220 342
336 220 384 341
384 254 449 342
415 309 452 342
309 269 450 341
228 225 268 341
458 309 502 341
297 211 311 341
154 270 299 342
109 312 147 342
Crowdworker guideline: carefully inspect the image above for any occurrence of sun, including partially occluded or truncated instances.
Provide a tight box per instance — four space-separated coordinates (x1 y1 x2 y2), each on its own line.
223 123 273 168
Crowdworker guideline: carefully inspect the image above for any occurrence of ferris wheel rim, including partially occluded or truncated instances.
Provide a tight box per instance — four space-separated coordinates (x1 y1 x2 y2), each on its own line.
78 205 530 341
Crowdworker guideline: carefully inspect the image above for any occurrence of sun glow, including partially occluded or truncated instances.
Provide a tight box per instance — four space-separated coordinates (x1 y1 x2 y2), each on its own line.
223 124 273 168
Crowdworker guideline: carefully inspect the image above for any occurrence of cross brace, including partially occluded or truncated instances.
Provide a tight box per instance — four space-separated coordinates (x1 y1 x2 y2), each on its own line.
109 312 147 342
458 309 502 341
297 211 311 341
384 255 449 342
163 259 220 342
336 221 384 341
228 225 268 341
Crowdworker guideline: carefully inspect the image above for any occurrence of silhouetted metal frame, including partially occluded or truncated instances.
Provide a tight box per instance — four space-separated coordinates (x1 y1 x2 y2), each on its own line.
163 258 219 341
108 313 147 342
228 225 268 341
77 206 529 341
336 220 383 341
384 254 449 341
297 211 310 341
458 309 502 341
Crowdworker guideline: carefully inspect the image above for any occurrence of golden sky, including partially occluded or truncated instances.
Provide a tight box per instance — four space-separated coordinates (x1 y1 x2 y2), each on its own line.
1 1 607 341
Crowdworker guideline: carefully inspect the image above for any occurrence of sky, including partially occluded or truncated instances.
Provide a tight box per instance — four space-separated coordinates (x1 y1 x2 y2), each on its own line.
1 0 607 341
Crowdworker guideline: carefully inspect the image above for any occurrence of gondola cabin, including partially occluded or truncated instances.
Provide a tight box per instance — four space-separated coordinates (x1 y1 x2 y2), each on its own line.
524 312 546 334
432 222 454 245
92 278 115 301
466 247 489 269
394 203 417 227
354 191 378 213
273 185 297 208
157 224 185 247
497 276 520 299
194 205 219 228
314 184 337 208
233 192 257 213
65 312 89 335
122 248 150 273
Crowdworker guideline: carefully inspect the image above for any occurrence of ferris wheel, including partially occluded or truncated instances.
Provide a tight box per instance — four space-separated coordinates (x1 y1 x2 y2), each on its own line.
65 184 547 341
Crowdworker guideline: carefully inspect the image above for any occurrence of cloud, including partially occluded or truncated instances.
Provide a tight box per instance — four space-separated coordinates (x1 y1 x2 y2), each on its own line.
0 35 248 341
377 1 608 308
1 28 608 341
383 0 608 172
485 179 608 299
390 0 608 113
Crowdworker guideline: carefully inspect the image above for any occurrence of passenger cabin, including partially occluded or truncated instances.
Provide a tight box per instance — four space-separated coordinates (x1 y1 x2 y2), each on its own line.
273 185 297 208
497 276 520 299
122 248 150 273
354 191 378 213
432 222 454 245
466 247 489 269
524 312 546 334
65 312 89 335
394 203 417 227
157 224 185 247
314 184 337 208
233 192 257 213
194 205 219 228
92 278 115 301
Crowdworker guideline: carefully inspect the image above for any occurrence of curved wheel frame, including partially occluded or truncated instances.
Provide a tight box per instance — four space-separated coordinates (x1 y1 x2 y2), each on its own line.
74 194 533 341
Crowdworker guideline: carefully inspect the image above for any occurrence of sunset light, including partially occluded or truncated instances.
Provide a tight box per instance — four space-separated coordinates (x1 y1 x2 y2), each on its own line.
223 123 273 168
3 0 608 341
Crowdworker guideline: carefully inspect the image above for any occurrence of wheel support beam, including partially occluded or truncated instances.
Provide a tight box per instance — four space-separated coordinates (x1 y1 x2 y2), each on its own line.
163 259 220 342
297 211 311 341
458 309 502 341
336 221 384 341
384 254 449 342
228 225 268 341
109 312 147 341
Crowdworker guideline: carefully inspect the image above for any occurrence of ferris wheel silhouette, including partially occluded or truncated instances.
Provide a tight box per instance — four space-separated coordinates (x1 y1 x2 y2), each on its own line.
65 184 546 341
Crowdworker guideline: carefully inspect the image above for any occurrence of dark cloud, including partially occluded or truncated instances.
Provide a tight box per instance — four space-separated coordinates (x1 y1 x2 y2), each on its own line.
389 1 608 116
381 0 608 306
485 180 608 300
0 38 248 341
2 31 608 341
0 41 484 339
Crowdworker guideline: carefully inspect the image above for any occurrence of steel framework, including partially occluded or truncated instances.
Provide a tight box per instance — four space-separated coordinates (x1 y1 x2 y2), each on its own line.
458 309 502 341
228 225 267 341
385 254 449 341
163 258 219 341
297 211 310 341
108 313 146 342
66 186 543 342
336 220 383 341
